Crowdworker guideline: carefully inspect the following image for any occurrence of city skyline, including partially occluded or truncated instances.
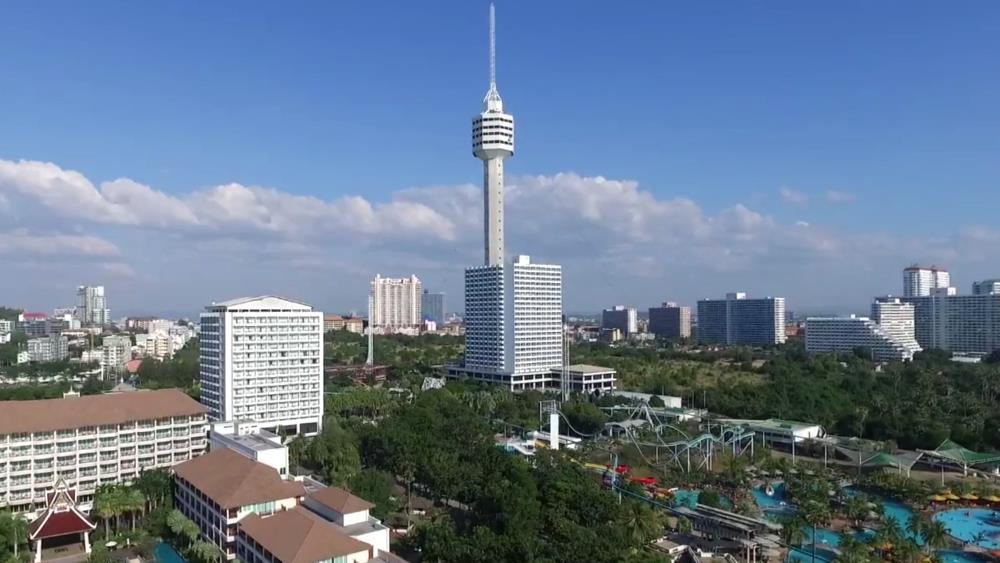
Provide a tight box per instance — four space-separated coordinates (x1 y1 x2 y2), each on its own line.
2 2 1000 315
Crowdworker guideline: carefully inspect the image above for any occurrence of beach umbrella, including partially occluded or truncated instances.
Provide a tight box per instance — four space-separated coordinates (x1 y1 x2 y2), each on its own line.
946 493 960 501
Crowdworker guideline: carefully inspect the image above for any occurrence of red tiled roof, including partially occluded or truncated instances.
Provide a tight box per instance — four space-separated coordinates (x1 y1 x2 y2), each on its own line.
28 510 96 540
308 487 374 515
174 449 305 509
125 359 143 374
22 312 47 320
238 507 370 563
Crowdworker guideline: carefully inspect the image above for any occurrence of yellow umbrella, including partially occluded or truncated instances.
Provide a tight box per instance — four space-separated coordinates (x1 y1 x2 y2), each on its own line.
946 493 961 501
962 493 979 501
930 495 947 502
986 495 1000 503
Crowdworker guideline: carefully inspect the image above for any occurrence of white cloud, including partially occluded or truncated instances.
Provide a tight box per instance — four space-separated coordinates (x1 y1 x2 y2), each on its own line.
0 157 996 313
779 187 808 205
826 190 856 203
0 231 120 258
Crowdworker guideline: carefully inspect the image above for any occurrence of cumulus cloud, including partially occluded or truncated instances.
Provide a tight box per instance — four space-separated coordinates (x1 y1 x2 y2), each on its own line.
826 190 856 203
0 156 995 313
779 187 808 205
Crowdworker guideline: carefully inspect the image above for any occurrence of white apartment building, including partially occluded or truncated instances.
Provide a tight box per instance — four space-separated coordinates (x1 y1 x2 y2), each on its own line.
370 275 422 331
26 335 69 363
903 266 950 298
199 296 324 436
901 288 1000 356
138 331 175 360
101 334 132 377
76 286 110 326
450 255 575 390
0 389 208 515
0 319 13 337
806 315 921 361
697 293 786 346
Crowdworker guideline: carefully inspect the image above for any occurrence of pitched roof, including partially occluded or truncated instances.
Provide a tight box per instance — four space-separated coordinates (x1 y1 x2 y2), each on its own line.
173 449 305 509
238 507 370 563
308 486 374 515
0 388 206 435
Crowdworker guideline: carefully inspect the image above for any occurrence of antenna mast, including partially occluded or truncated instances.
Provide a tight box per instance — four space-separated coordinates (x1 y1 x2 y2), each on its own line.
489 3 496 88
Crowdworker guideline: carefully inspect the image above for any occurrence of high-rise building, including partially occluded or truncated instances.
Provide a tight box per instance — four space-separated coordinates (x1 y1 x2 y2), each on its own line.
447 6 614 392
805 314 922 361
902 265 950 297
696 292 786 346
972 279 1000 296
421 290 445 325
101 334 133 378
199 296 324 436
26 335 69 362
648 302 691 340
602 306 638 337
369 275 422 331
870 298 917 344
898 288 1000 356
76 286 110 326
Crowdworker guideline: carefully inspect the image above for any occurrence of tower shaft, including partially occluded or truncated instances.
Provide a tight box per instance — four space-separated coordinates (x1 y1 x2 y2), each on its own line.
483 157 505 266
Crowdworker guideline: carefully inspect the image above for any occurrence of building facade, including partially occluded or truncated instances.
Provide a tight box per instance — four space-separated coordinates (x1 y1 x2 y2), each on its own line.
903 266 950 298
602 306 638 337
696 293 786 346
805 315 921 361
199 296 324 436
369 275 422 331
26 335 69 363
453 256 568 390
648 303 691 340
973 279 1000 296
421 291 445 325
76 286 110 326
101 334 132 377
898 289 1000 356
0 389 207 515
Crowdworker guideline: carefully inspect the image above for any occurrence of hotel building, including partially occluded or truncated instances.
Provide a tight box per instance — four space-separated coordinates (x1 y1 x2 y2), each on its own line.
174 449 392 562
648 302 691 340
199 296 324 436
805 314 922 361
0 389 208 515
697 293 786 346
369 275 422 332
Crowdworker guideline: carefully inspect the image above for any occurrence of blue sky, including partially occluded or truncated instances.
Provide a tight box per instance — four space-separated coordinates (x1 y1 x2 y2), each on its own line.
1 1 998 316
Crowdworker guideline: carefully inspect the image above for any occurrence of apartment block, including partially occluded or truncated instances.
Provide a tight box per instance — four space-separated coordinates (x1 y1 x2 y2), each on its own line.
0 389 207 515
602 306 637 337
648 302 691 340
696 293 786 346
805 315 921 361
26 335 69 363
199 296 324 436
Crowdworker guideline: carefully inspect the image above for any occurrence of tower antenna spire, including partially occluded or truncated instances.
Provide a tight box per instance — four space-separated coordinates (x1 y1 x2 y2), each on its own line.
489 2 496 89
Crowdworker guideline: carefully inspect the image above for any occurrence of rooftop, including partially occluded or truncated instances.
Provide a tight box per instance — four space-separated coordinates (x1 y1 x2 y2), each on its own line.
0 388 206 435
308 486 374 515
207 296 313 312
564 364 617 374
173 449 304 509
238 507 370 563
220 431 284 452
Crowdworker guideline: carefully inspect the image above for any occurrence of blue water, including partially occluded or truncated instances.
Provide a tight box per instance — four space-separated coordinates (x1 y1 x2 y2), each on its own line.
752 483 796 518
934 508 1000 549
154 543 186 563
842 487 921 544
672 489 733 509
938 550 990 563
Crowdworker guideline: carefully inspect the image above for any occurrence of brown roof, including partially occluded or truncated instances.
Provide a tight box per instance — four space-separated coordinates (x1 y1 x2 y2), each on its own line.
308 486 374 514
0 388 207 435
173 449 305 509
239 507 370 563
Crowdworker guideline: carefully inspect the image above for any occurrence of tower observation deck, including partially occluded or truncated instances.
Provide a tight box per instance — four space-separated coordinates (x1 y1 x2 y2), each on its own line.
472 3 514 266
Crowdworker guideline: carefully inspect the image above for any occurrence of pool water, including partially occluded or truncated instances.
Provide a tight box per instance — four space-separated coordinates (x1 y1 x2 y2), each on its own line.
154 542 186 563
934 508 1000 549
672 489 733 509
752 483 796 518
937 550 990 563
842 487 920 544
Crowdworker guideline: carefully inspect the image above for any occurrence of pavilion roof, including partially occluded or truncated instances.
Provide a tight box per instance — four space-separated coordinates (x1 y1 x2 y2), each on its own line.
921 439 1000 467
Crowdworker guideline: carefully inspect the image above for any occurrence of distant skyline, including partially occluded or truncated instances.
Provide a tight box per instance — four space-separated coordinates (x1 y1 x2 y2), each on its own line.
2 1 999 316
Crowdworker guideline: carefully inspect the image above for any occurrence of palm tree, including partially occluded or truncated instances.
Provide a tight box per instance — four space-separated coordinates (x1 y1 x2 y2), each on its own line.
623 502 664 544
800 501 830 563
922 520 949 553
125 489 146 531
676 516 693 535
905 514 926 544
780 516 806 548
93 489 116 537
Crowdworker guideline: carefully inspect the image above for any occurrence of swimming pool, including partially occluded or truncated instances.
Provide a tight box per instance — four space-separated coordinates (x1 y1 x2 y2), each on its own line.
752 482 796 518
934 508 1000 549
154 542 186 563
671 489 733 509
